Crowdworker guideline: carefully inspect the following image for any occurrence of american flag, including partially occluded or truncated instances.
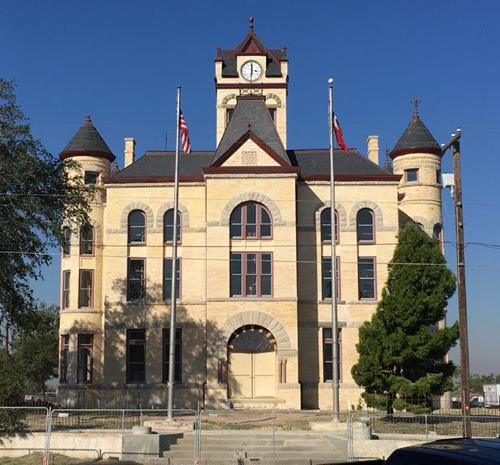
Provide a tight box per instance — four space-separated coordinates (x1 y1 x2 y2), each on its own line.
179 111 191 154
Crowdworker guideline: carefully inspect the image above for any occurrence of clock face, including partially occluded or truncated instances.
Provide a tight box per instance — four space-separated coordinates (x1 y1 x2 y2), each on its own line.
241 61 262 82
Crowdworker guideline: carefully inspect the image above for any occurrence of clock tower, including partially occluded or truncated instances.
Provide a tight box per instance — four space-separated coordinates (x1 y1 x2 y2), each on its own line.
214 18 289 147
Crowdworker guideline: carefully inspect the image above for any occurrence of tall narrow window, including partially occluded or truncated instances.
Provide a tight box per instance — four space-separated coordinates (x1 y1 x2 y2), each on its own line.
320 208 339 243
127 329 146 383
358 257 376 300
62 227 71 256
230 203 272 239
163 258 181 300
128 210 146 244
77 334 93 384
127 259 145 301
78 270 93 308
162 328 182 383
230 252 272 297
164 209 181 244
357 208 375 242
433 223 443 241
79 224 94 255
62 270 71 309
60 335 70 383
321 257 340 300
323 328 342 382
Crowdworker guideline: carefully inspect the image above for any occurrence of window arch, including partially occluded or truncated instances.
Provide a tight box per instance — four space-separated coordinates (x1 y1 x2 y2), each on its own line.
128 210 146 244
62 227 71 256
80 224 95 255
164 209 181 243
357 208 375 242
230 202 272 239
320 208 339 243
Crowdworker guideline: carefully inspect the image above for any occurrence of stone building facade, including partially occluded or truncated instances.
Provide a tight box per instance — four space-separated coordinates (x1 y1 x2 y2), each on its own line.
57 27 444 410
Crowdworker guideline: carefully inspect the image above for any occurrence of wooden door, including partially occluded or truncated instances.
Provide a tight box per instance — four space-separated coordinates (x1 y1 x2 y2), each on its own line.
253 352 276 397
229 352 252 398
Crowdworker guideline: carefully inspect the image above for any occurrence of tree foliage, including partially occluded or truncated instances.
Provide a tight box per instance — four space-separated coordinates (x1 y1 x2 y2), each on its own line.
0 79 92 336
352 223 459 413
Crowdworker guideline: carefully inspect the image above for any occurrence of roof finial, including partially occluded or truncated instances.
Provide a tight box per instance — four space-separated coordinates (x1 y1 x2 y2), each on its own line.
249 16 254 32
411 97 420 117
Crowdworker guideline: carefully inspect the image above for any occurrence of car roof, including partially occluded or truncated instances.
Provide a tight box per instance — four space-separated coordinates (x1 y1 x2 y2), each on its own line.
391 438 500 464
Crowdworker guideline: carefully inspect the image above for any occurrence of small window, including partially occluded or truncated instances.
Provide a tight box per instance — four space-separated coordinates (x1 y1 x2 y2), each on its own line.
164 209 181 244
230 252 272 297
84 171 99 185
127 259 145 301
163 258 181 301
358 257 376 300
321 257 340 301
62 270 71 309
230 203 272 239
79 224 94 255
320 208 339 243
357 209 375 242
405 168 419 182
162 328 182 383
433 223 443 241
323 328 342 382
268 108 276 123
436 169 441 184
62 227 71 256
77 334 93 384
128 210 146 244
127 329 145 383
226 108 234 127
78 270 93 308
60 335 70 383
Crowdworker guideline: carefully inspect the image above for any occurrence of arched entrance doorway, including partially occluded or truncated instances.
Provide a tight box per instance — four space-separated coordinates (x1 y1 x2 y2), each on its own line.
227 325 277 399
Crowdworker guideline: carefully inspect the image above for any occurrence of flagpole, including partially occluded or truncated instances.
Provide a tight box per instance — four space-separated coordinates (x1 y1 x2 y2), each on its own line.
328 78 340 422
167 86 181 421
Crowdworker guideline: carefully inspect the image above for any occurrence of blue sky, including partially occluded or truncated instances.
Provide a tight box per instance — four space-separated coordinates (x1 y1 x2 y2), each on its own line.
2 0 499 374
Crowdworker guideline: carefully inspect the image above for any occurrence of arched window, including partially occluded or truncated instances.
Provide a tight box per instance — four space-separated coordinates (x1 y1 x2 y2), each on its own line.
164 209 181 243
230 202 272 239
62 227 71 256
320 208 339 243
128 210 146 244
433 223 443 241
80 224 94 255
357 208 375 242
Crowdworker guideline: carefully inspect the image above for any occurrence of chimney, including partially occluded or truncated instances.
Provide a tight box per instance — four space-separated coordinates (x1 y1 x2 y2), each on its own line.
367 135 379 165
124 138 136 168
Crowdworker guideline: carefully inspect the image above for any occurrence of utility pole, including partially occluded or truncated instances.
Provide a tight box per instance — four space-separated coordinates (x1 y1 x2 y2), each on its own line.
441 128 471 437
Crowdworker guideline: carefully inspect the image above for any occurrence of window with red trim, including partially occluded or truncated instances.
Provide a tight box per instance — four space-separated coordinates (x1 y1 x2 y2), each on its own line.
164 209 181 243
128 210 146 244
321 257 340 301
230 202 272 239
80 224 94 255
230 252 272 297
320 208 339 243
78 269 93 308
60 335 69 383
358 257 376 299
77 334 93 384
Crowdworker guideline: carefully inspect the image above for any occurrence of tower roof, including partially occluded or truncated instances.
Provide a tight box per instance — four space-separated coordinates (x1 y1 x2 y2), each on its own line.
212 95 289 166
390 112 442 159
59 116 115 161
215 19 287 78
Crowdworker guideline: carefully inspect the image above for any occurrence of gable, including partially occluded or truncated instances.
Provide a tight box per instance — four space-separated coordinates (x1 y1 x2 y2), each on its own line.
220 139 280 167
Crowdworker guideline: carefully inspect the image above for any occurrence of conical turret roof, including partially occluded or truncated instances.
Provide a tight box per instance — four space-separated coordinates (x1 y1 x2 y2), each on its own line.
59 116 115 161
390 112 441 159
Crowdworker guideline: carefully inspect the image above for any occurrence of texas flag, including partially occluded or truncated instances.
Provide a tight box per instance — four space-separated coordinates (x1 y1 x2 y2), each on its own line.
333 114 349 153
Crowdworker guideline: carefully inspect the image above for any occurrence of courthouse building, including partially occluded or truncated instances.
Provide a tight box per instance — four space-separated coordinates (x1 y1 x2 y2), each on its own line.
58 26 444 409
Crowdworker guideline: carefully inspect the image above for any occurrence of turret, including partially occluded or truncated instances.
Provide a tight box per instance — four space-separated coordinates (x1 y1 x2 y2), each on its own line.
59 115 115 182
390 108 443 237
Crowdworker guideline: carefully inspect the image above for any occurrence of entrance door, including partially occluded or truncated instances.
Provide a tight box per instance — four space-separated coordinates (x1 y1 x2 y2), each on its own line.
227 325 277 399
229 352 276 398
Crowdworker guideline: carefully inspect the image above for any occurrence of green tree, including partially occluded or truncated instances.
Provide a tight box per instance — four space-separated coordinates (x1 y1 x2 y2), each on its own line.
13 304 59 395
0 79 92 338
352 223 459 413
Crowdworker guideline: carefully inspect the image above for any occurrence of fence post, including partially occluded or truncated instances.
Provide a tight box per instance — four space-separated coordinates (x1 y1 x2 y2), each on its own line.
43 407 52 465
347 411 354 462
121 410 125 433
424 414 428 441
272 406 276 465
